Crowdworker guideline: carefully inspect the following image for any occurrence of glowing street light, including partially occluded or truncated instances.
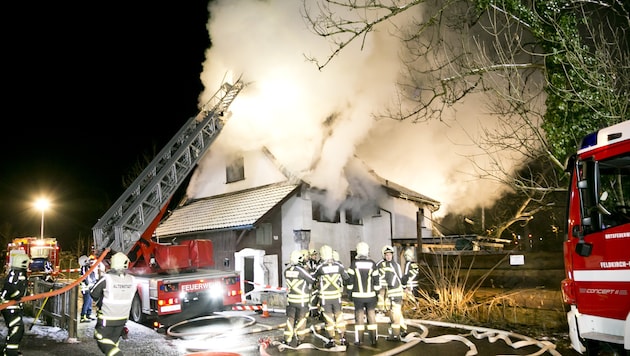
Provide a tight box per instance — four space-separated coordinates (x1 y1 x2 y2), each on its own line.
34 198 50 239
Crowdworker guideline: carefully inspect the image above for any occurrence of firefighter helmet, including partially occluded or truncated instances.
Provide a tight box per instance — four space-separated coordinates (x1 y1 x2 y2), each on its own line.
78 255 89 266
320 245 333 261
290 250 303 265
382 245 395 257
356 242 369 257
404 248 415 261
300 249 310 261
310 249 319 257
332 250 340 261
110 252 130 270
11 253 30 269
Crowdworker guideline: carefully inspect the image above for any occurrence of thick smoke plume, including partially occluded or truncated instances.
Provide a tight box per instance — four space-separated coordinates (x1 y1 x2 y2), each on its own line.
188 0 508 217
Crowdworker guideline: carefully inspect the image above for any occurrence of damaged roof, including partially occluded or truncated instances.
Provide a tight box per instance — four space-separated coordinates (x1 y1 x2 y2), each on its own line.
155 182 299 237
372 174 441 211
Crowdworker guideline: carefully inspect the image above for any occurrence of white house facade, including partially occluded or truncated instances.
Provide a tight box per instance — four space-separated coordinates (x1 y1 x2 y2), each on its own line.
154 147 440 303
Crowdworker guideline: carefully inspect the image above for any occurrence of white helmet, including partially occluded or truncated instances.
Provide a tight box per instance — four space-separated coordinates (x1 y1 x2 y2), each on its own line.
320 245 333 261
78 255 89 266
110 252 130 270
332 250 340 261
404 248 415 261
290 250 303 265
11 253 30 269
382 245 395 258
356 242 369 257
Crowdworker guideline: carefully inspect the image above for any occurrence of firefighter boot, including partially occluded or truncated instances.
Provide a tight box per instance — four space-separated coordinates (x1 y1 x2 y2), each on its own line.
387 327 401 342
370 330 378 345
121 326 129 340
339 333 347 346
290 336 299 348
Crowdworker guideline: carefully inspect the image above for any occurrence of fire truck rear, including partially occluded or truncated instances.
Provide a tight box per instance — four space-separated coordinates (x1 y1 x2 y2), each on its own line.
5 237 60 281
561 120 630 354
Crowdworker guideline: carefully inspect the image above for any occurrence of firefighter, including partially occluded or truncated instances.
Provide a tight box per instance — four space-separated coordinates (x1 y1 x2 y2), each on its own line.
0 253 30 356
401 248 420 298
90 252 136 356
79 254 98 322
346 242 380 345
299 249 311 271
312 245 350 348
377 245 408 341
283 250 316 346
307 249 322 318
307 249 322 270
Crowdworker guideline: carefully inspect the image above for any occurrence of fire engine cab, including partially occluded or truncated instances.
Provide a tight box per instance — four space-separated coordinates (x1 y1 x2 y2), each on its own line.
562 120 630 354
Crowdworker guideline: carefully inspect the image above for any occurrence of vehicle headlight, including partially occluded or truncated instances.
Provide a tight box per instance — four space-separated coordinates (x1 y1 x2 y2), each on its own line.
208 283 225 299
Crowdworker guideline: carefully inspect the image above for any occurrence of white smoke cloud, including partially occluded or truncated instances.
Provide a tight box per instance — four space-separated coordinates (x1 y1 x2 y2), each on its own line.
189 0 509 217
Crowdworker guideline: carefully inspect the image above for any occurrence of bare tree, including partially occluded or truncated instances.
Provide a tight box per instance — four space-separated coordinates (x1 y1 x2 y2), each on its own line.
302 0 629 236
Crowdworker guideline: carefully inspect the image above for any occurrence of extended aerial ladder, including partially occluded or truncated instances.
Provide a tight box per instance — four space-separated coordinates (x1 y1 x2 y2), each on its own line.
92 77 244 266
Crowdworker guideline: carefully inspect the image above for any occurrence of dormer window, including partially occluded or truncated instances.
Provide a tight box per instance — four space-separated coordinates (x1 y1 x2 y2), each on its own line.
226 155 244 183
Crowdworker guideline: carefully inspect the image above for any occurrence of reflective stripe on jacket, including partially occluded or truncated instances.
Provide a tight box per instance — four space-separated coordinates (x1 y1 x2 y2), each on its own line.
377 259 404 298
90 270 136 322
312 260 349 301
346 257 380 299
285 264 316 306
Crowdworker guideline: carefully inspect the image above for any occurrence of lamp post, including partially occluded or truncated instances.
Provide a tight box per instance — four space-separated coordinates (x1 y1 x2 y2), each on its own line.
35 198 50 239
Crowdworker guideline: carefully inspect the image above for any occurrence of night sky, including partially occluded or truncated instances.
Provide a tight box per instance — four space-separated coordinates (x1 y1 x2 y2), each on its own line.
1 1 211 247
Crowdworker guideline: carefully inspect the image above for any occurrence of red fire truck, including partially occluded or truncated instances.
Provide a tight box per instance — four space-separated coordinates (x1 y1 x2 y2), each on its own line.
5 237 60 281
561 120 630 354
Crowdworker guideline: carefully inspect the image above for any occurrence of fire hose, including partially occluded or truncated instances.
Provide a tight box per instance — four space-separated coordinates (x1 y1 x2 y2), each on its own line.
0 248 110 311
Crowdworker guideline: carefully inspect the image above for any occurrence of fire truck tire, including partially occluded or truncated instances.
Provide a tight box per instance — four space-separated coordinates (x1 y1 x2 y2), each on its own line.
130 294 145 324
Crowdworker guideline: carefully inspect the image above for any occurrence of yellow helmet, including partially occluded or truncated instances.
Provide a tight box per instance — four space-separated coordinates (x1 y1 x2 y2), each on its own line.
300 249 310 261
11 253 30 269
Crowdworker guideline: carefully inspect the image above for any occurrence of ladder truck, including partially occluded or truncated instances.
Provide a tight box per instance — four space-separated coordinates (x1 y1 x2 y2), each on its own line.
561 120 630 354
92 77 245 329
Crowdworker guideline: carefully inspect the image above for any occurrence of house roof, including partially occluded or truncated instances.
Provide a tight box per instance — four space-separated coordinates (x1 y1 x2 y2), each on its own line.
372 174 441 211
155 182 299 237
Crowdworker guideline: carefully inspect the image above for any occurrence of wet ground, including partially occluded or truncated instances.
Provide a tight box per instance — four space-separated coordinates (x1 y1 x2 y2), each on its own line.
2 309 581 355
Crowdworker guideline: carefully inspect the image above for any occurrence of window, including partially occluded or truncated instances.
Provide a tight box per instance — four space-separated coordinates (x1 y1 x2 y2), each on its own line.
226 155 244 183
578 153 630 232
345 209 362 225
256 223 272 245
312 200 340 223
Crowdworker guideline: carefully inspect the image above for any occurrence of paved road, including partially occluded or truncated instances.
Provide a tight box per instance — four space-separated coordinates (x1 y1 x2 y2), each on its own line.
4 310 578 355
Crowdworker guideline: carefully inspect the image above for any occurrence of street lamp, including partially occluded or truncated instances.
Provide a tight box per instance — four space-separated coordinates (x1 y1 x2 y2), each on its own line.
34 198 50 239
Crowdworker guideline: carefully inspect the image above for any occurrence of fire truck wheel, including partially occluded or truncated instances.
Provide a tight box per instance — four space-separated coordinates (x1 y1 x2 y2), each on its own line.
130 294 145 324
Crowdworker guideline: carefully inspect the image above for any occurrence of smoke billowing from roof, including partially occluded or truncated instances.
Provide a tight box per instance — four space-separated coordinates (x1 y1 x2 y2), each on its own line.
188 0 508 217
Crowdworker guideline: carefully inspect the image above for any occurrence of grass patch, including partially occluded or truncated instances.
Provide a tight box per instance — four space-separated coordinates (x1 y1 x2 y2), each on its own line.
402 253 568 334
